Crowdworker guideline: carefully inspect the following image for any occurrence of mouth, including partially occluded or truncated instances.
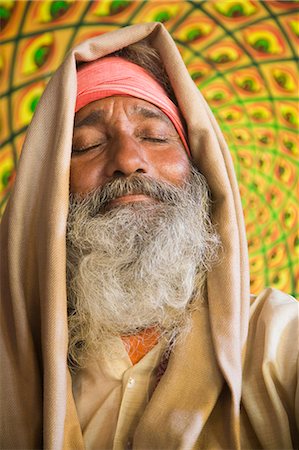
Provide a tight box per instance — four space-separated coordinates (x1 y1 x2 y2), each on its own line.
106 194 157 209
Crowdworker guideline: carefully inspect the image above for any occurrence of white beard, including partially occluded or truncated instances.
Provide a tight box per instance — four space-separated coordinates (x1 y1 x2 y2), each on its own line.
66 167 220 369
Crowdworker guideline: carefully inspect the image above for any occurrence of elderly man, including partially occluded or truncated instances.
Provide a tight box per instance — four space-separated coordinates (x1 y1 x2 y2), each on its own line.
0 23 298 450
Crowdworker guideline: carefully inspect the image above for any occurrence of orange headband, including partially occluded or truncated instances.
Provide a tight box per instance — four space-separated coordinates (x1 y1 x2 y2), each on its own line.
76 56 190 156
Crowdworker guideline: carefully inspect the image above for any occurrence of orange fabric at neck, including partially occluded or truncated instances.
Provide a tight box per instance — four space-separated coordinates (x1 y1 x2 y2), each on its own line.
122 328 160 365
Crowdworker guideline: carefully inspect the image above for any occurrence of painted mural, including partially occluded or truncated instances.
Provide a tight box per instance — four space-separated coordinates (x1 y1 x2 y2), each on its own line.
0 0 298 297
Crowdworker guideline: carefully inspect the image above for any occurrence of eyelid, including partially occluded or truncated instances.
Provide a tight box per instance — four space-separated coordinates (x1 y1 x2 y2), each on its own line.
143 136 168 143
72 142 104 154
136 130 169 141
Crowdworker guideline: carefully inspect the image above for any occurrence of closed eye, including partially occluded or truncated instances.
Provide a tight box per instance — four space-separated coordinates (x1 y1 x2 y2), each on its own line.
72 142 105 154
142 137 168 143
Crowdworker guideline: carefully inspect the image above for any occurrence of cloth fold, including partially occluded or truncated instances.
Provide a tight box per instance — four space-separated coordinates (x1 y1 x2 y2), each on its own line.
0 22 250 448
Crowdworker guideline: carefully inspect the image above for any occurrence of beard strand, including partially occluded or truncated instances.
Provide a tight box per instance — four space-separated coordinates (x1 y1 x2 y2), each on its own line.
66 166 220 370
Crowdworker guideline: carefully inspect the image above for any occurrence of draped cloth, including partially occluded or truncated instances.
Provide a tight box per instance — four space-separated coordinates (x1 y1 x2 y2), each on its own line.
1 23 251 448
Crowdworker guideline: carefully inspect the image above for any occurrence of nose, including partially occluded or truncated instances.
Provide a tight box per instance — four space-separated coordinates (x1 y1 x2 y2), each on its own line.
105 133 148 178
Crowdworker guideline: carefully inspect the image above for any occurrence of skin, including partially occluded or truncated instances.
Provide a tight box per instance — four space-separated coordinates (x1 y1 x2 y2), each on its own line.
71 96 191 204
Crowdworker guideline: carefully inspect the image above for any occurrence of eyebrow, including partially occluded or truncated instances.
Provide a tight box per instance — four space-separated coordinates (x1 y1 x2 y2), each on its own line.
74 102 172 129
132 105 171 125
74 110 105 128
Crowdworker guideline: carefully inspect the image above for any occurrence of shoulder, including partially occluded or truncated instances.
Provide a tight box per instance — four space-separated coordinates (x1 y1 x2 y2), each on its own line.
249 287 298 338
248 288 298 363
241 288 298 448
246 287 298 374
250 286 298 314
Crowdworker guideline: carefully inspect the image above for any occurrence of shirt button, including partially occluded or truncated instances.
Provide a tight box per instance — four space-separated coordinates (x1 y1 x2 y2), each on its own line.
127 377 135 388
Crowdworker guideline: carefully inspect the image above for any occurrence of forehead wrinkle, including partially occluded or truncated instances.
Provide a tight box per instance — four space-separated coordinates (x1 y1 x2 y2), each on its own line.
74 100 173 130
131 104 172 126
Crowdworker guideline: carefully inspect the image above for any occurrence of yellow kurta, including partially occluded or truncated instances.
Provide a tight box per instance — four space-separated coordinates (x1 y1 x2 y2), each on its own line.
73 340 165 449
73 288 298 449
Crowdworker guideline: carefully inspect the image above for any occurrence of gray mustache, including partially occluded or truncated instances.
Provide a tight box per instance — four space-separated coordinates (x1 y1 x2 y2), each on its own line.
76 175 187 216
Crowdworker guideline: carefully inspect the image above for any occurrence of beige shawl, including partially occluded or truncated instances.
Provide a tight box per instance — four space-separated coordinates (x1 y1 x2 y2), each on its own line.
0 22 250 449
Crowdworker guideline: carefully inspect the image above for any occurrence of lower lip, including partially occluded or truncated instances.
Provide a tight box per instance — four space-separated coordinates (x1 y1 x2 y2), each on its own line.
107 194 154 208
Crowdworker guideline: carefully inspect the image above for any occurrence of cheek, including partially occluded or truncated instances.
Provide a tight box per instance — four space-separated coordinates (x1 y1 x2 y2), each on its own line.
69 160 103 193
69 163 84 193
154 150 191 186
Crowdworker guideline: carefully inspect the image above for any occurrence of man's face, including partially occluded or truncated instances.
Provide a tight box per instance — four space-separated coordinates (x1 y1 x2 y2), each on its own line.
67 97 220 367
71 96 190 196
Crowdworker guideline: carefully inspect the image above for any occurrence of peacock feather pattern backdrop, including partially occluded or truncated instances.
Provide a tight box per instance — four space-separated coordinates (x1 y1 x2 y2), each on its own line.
0 0 298 296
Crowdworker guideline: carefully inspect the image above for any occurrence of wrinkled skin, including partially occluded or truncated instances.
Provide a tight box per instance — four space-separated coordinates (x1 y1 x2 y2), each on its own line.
71 96 191 202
